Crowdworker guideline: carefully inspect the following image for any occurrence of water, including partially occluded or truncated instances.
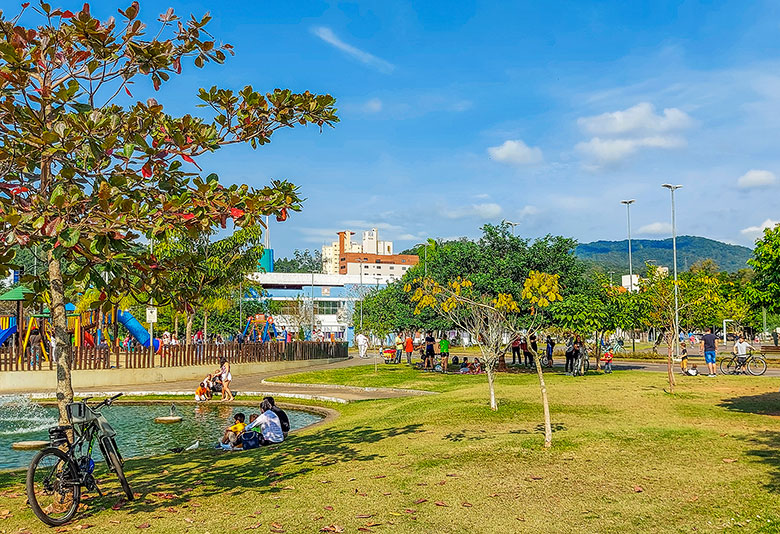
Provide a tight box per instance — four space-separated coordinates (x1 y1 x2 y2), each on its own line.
0 396 322 470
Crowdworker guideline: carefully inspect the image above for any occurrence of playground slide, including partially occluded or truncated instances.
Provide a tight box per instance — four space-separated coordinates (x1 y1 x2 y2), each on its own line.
116 310 161 352
84 331 95 347
0 325 16 347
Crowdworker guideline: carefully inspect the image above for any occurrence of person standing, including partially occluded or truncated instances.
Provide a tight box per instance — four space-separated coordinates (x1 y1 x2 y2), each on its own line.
356 332 369 358
404 332 414 364
521 336 532 367
545 335 555 367
700 327 718 377
511 335 521 365
439 336 450 373
424 331 435 370
394 332 403 364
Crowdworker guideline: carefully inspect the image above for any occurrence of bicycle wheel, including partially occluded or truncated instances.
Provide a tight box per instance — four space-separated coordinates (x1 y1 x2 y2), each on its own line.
105 440 133 500
720 357 737 375
26 447 81 526
747 356 767 376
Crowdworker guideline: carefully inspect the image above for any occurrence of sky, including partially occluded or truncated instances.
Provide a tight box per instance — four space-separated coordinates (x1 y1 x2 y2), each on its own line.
30 0 780 256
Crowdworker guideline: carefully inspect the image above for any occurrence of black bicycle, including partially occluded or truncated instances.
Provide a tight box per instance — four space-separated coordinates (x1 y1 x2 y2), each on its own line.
719 351 768 376
26 393 133 526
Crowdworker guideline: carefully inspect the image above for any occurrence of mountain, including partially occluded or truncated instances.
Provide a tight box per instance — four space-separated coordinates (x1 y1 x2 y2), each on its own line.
575 236 753 273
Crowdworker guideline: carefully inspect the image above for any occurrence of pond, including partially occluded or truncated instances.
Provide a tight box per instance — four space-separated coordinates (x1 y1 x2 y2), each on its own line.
0 396 322 470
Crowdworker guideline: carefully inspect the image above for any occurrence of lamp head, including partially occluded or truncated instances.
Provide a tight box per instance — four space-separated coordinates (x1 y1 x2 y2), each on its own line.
620 199 635 205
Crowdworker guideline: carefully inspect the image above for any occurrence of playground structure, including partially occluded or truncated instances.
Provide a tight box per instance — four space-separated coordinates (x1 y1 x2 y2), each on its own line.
243 314 278 342
0 285 161 358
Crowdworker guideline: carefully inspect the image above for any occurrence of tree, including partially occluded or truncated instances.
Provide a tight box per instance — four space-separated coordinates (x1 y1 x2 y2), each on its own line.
748 223 780 313
274 249 323 273
640 266 721 393
407 271 562 447
0 3 337 422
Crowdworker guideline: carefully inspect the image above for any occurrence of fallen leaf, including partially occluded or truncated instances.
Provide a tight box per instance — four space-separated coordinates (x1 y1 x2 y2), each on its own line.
529 475 543 480
357 529 373 533
488 493 499 497
319 525 344 533
245 522 262 530
136 523 150 529
462 502 473 508
633 486 644 493
404 509 416 514
372 475 386 479
435 501 449 507
0 509 11 520
416 483 428 486
348 478 356 481
356 514 374 518
184 518 194 523
516 517 526 521
446 473 458 477
74 526 93 531
282 486 295 490
320 480 332 484
414 498 427 504
436 481 446 486
382 492 391 496
324 506 334 511
109 521 121 525
166 507 179 513
112 500 126 510
722 458 738 463
161 470 170 475
364 522 382 527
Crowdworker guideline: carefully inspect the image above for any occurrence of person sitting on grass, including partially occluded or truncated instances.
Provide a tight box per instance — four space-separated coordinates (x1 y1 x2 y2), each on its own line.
244 400 284 445
219 412 246 449
195 382 210 401
263 396 290 438
469 358 482 374
459 357 469 373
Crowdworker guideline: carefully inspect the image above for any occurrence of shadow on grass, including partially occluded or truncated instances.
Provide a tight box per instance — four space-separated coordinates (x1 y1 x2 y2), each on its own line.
744 431 780 493
719 391 780 416
0 423 423 522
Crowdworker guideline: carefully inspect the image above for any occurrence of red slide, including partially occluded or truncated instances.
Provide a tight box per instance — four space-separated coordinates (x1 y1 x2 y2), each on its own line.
84 331 95 347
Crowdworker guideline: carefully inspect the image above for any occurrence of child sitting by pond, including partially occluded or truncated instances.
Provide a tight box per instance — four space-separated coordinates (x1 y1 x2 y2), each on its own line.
195 382 210 401
219 412 246 449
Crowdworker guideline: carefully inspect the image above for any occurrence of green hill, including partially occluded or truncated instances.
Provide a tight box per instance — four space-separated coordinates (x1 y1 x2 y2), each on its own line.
575 236 752 273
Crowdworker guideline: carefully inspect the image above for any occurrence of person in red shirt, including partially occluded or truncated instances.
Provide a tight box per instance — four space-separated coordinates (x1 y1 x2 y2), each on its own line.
404 333 414 364
602 350 614 374
511 335 521 365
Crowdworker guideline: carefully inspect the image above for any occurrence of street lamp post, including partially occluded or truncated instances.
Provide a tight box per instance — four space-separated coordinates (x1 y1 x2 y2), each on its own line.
356 258 366 330
608 271 615 286
311 271 316 337
620 199 636 354
662 184 683 360
503 219 520 236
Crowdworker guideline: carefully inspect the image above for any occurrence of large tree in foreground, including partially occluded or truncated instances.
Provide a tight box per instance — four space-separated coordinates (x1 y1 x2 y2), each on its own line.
0 2 337 421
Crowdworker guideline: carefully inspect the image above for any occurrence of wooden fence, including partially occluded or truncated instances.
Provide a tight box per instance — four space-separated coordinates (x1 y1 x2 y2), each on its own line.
0 341 348 372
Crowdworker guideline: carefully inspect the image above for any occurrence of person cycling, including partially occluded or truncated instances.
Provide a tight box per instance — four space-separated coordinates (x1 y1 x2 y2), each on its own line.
732 335 755 368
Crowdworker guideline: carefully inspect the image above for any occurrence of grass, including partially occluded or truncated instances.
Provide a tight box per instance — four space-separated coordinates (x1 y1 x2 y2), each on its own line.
1 366 779 533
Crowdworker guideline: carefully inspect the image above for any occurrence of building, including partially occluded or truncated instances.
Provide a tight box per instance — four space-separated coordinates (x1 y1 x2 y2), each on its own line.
321 228 419 278
248 272 396 342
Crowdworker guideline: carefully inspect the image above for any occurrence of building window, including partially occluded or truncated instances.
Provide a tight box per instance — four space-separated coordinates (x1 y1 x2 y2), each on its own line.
315 301 340 315
389 266 394 269
278 301 301 316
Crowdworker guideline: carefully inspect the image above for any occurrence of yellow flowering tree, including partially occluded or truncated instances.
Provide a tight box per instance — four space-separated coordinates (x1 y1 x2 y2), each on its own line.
407 271 562 447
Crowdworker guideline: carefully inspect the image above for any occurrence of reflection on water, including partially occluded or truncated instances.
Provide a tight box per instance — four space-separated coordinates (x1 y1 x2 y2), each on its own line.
0 396 322 470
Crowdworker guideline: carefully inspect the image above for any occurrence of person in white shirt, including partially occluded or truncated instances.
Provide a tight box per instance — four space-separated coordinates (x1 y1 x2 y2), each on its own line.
355 332 369 358
732 336 755 366
245 399 285 445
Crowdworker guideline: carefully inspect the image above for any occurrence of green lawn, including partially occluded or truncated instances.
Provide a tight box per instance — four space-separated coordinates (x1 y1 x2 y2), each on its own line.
1 366 778 533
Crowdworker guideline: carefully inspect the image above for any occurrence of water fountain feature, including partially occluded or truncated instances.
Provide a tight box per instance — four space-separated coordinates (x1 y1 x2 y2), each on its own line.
0 395 323 470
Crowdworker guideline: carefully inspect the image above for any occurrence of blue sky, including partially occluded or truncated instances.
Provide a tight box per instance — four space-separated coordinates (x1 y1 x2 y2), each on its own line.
47 1 780 255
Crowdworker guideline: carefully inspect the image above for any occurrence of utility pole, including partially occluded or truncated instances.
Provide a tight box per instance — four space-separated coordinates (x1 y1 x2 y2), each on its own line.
621 199 636 354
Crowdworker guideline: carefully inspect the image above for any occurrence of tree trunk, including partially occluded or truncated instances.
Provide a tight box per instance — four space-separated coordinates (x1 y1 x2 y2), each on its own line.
48 250 73 425
485 361 497 411
203 310 209 340
174 313 179 340
666 332 676 394
497 352 507 372
594 329 602 370
531 347 552 448
185 311 194 345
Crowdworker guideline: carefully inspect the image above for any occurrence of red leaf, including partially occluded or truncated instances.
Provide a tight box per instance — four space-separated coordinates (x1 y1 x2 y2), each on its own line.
141 163 152 178
136 523 150 529
633 486 644 493
181 154 194 163
414 499 426 504
173 57 181 74
61 10 74 18
276 208 288 222
10 186 29 195
230 207 244 219
125 86 132 97
434 501 449 507
22 3 30 8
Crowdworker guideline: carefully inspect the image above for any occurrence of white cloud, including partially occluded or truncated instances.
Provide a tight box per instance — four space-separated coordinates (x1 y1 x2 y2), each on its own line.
487 140 543 166
340 220 403 232
517 205 539 218
740 218 779 237
441 202 503 220
311 26 395 73
576 135 686 165
737 169 777 189
578 102 693 135
361 98 383 113
637 222 673 235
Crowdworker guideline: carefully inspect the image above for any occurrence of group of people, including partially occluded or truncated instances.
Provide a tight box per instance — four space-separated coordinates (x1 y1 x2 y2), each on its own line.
509 334 556 367
218 397 290 450
195 357 235 402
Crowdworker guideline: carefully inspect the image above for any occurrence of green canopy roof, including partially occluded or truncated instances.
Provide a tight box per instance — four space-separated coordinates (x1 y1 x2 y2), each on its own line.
0 286 34 301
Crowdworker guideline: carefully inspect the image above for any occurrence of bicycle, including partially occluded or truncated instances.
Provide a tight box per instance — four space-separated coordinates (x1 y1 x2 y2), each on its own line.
26 393 133 526
719 351 768 376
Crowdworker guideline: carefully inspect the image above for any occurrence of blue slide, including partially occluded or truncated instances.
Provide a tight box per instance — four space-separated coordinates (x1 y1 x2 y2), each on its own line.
0 325 16 347
116 310 161 352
